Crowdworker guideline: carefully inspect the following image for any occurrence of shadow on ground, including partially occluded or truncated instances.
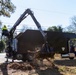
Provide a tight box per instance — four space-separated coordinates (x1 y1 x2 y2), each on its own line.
54 59 76 66
0 61 64 75
7 61 63 75
0 63 8 75
35 66 63 75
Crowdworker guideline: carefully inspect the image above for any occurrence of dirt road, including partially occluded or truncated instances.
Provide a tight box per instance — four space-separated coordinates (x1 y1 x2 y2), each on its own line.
0 54 76 75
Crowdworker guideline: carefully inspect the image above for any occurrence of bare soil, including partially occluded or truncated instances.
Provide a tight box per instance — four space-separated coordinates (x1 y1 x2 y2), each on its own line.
0 54 76 75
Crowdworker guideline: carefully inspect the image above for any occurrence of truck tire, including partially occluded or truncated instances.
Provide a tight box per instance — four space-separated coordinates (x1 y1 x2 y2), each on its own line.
69 57 74 60
22 54 33 62
27 55 33 62
16 54 23 60
22 59 26 62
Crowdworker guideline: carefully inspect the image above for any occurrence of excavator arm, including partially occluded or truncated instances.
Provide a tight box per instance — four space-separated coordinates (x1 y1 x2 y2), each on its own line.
9 9 47 42
5 9 54 62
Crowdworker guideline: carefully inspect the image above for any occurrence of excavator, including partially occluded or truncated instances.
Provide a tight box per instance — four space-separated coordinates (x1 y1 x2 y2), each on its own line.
2 8 54 62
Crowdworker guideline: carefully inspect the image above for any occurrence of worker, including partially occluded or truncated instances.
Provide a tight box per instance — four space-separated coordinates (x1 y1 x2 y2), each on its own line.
1 25 9 37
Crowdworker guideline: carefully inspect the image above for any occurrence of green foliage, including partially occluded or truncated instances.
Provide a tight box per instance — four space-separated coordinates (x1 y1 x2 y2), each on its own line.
67 16 76 33
0 0 16 17
0 20 2 27
47 26 63 32
0 41 5 52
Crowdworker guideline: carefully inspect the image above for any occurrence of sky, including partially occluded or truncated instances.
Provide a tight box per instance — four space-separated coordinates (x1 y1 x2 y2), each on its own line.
1 0 76 30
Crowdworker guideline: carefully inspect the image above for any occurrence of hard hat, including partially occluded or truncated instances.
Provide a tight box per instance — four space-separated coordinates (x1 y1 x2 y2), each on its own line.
4 25 6 27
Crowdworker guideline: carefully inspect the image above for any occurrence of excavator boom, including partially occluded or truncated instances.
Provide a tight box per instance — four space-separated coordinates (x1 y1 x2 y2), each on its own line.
9 9 46 42
5 8 54 62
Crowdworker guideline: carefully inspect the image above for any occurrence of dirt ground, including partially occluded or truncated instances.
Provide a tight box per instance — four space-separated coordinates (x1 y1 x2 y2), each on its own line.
0 54 76 75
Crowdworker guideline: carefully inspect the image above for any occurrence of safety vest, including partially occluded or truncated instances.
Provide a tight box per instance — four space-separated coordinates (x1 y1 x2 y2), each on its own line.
2 27 7 30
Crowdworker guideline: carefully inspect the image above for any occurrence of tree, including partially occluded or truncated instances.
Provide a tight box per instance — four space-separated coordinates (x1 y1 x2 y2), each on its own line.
0 40 5 52
21 25 28 32
0 0 16 51
0 0 16 17
0 20 2 28
67 16 76 33
47 25 63 32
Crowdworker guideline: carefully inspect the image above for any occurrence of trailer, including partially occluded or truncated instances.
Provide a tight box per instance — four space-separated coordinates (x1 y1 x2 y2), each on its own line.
16 30 76 60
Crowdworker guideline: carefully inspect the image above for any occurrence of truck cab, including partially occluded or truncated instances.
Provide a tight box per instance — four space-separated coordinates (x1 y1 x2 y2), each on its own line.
68 38 76 59
61 38 76 59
